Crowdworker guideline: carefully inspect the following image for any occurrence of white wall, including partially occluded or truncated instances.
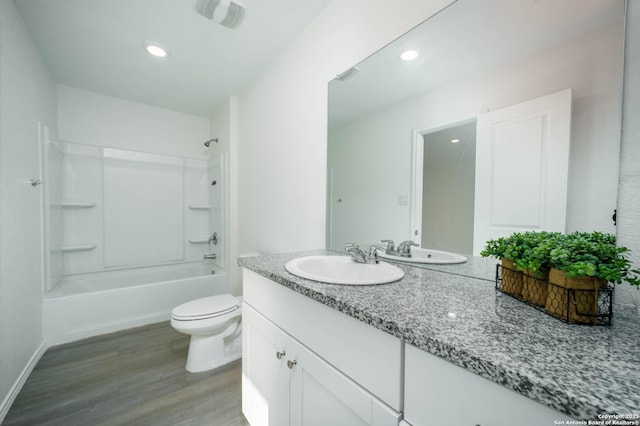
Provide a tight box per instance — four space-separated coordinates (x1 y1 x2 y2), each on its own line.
328 21 623 251
0 0 57 419
209 100 230 276
327 117 412 250
237 0 455 255
57 85 211 159
210 97 242 296
618 2 640 307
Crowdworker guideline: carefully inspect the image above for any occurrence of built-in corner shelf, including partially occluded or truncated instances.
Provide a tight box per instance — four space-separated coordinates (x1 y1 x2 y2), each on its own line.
61 244 97 253
188 204 211 210
61 201 97 209
188 238 209 244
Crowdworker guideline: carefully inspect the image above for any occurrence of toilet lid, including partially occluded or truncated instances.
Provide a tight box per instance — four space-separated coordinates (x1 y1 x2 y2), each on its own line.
171 294 240 320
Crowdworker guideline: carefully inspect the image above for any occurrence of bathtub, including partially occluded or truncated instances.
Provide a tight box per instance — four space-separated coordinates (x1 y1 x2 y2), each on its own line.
43 262 228 345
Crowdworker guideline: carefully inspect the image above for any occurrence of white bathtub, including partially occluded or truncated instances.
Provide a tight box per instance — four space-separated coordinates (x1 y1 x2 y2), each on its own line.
43 262 228 345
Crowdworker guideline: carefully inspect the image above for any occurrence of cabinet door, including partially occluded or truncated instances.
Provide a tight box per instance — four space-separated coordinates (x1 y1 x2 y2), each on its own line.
404 345 571 426
289 338 400 426
242 304 290 426
244 269 403 411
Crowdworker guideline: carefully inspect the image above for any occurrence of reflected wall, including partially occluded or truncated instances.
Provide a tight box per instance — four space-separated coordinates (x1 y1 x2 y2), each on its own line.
327 17 624 251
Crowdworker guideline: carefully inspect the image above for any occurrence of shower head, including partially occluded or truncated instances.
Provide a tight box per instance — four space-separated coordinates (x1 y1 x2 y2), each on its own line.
204 138 219 147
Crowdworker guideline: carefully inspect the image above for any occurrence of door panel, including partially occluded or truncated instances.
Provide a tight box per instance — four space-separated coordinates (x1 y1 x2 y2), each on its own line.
473 89 572 254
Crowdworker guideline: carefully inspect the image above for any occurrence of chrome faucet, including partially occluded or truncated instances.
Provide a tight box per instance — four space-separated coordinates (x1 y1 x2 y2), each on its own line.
379 239 396 254
396 240 418 257
345 243 379 264
204 232 218 260
368 240 393 256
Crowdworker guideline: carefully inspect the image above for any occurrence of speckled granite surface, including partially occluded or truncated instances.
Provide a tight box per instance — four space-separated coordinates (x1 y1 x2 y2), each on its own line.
238 250 640 420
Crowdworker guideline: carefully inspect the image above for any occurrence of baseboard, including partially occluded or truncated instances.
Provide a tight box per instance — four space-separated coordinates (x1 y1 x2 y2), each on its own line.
0 341 47 423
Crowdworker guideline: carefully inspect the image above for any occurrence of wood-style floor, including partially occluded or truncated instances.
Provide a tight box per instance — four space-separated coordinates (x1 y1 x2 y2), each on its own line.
3 322 249 426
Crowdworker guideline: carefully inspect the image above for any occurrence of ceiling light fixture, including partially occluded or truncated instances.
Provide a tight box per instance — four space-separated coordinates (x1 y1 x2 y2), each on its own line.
144 42 169 58
400 50 419 62
193 0 246 29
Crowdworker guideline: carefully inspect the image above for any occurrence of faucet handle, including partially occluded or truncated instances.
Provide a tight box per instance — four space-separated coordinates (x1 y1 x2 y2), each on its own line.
367 245 380 264
344 243 368 263
397 240 418 255
381 239 395 252
344 242 360 254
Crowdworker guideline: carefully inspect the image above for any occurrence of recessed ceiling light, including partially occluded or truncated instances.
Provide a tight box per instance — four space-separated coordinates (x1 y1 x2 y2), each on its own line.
400 50 419 62
450 139 460 144
144 42 169 58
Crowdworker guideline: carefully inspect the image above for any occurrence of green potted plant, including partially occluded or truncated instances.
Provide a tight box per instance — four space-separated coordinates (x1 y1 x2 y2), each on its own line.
480 232 532 297
514 231 563 307
546 231 640 324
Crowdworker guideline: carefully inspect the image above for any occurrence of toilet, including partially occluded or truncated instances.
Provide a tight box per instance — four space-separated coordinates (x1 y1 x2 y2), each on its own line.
170 294 242 373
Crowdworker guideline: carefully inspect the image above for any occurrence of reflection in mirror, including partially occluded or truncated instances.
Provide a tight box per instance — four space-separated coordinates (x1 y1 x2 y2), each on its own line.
327 0 625 255
421 120 476 255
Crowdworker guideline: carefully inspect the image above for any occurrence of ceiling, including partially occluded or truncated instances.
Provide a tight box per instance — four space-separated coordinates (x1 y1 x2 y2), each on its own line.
328 0 625 129
14 0 330 117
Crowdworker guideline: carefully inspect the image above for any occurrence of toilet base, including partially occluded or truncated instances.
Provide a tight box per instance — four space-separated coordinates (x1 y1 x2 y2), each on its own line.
184 319 242 373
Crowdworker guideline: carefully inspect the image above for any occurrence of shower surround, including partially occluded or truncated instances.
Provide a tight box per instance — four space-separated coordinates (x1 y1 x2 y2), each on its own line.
42 136 225 344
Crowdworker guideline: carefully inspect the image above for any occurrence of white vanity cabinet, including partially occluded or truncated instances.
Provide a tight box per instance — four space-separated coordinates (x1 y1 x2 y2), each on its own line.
403 345 572 426
242 270 403 426
243 304 400 426
242 304 289 425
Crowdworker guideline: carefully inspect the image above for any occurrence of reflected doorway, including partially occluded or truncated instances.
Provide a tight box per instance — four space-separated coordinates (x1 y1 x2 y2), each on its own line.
419 120 476 255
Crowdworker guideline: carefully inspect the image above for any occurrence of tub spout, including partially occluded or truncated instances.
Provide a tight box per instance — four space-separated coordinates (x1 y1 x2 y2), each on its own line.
203 253 217 260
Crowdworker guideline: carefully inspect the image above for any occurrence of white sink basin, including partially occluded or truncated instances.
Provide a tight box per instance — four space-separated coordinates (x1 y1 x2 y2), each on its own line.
285 255 404 285
378 247 467 264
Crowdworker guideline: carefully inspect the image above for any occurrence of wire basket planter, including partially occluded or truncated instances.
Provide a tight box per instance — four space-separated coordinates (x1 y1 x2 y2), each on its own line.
496 263 613 326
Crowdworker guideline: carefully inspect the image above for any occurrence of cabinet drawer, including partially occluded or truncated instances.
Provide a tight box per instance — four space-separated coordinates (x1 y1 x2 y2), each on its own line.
243 269 403 411
404 344 572 426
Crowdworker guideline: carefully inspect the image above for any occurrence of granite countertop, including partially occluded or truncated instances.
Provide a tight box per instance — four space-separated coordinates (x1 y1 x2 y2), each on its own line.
238 250 640 420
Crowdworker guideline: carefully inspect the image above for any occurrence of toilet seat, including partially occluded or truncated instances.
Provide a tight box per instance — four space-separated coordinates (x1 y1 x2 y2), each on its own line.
171 294 240 321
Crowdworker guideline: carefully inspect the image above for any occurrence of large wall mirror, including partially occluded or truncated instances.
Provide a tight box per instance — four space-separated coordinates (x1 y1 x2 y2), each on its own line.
327 0 625 256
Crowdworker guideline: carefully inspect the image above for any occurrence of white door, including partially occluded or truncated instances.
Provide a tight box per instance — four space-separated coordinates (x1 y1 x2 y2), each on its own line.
472 89 572 255
242 304 290 426
289 338 400 426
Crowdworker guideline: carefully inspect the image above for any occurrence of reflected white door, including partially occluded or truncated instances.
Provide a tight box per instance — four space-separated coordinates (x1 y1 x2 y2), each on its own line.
472 89 572 255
